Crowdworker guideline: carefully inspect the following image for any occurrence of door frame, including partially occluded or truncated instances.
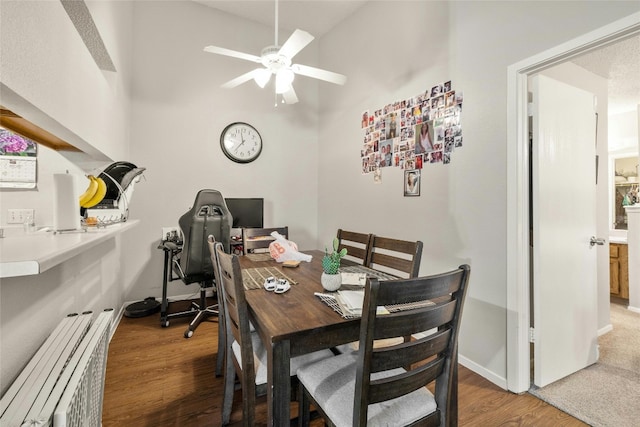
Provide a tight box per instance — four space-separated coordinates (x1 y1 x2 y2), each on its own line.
506 12 640 394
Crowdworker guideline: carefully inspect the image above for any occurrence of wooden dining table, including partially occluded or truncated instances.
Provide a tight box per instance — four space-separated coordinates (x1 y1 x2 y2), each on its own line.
239 250 362 426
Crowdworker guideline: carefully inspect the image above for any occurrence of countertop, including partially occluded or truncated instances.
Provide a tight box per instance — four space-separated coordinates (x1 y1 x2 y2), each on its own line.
0 220 139 278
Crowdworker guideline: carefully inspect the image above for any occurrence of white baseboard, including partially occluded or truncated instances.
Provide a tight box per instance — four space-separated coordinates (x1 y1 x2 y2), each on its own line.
459 319 618 390
108 305 126 342
598 323 613 336
459 354 508 390
628 305 640 314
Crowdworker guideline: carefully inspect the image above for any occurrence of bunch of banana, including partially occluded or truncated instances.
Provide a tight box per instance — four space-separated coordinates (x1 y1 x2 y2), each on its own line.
79 175 107 208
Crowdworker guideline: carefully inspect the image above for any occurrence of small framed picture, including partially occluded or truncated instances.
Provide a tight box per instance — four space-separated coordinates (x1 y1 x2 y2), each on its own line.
404 169 420 197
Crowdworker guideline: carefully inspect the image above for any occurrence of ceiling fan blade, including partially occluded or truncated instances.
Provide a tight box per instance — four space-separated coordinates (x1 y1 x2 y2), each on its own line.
203 45 262 63
278 29 314 60
282 86 299 105
221 69 263 89
291 64 347 86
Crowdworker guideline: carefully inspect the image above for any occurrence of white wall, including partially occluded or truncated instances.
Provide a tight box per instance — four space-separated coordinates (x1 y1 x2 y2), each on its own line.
0 0 133 227
315 1 640 385
610 109 639 153
0 235 131 395
0 0 131 165
123 1 320 301
0 0 134 395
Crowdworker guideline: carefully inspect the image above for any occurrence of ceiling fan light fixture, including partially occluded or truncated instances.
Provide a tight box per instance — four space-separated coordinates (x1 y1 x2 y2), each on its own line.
275 69 295 94
254 68 272 88
203 0 346 104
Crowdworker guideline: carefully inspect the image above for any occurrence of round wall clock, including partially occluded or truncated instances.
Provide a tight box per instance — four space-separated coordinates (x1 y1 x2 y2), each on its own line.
220 122 262 163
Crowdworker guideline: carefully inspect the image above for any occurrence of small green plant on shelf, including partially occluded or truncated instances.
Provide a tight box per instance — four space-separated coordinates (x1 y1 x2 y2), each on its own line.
322 237 347 275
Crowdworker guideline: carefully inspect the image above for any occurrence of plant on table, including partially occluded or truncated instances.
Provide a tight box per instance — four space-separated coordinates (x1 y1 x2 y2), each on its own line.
322 238 347 274
321 238 347 291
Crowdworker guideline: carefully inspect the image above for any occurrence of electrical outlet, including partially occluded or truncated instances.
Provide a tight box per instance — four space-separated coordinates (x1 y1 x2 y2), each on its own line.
162 227 179 242
7 209 35 224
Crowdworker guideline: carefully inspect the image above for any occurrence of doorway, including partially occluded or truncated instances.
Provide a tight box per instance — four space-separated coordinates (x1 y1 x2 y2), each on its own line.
506 13 640 393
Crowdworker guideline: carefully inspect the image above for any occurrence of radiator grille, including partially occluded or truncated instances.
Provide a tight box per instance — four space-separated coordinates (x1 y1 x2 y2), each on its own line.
0 310 113 427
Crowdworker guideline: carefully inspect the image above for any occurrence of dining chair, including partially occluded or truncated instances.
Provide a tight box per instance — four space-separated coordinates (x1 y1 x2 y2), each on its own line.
206 236 226 378
241 226 289 255
366 235 423 278
336 229 373 265
333 234 422 355
207 235 259 377
214 244 334 426
296 264 471 427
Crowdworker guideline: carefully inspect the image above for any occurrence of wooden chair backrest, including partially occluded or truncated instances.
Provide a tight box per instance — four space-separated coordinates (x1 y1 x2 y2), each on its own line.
207 235 226 376
354 265 471 426
207 236 223 297
336 229 373 266
242 226 289 255
366 235 423 278
215 245 259 426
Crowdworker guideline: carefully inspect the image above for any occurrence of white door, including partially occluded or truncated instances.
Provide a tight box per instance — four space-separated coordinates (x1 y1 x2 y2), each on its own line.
532 75 599 388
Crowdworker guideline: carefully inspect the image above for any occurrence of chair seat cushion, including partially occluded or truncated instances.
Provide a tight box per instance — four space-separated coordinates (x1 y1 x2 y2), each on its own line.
232 333 334 386
296 353 437 427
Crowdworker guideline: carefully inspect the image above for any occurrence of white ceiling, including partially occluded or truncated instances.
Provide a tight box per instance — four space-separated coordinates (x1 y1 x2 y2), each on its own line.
572 35 640 115
195 1 639 115
192 0 367 38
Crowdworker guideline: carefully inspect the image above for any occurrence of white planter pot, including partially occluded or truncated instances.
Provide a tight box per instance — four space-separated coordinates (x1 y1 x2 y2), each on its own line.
321 272 342 292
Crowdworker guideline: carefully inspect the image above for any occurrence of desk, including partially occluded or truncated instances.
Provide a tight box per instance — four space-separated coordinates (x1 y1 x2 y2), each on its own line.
240 250 361 426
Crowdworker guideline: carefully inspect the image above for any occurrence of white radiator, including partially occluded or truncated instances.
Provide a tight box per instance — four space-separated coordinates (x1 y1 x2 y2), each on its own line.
0 309 113 427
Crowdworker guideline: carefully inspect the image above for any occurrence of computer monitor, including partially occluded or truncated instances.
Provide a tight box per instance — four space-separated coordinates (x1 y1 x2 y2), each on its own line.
224 198 264 228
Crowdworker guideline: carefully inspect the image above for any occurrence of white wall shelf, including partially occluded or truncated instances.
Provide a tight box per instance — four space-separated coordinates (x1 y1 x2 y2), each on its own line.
0 220 138 278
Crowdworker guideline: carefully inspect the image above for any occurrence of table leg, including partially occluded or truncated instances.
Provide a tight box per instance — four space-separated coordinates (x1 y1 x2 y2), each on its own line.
267 339 291 426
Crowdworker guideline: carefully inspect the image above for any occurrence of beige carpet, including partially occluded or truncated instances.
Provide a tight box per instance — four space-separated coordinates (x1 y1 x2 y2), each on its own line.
529 303 640 427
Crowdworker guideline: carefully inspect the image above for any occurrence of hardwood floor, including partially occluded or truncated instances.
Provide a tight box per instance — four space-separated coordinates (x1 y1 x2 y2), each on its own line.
103 299 587 426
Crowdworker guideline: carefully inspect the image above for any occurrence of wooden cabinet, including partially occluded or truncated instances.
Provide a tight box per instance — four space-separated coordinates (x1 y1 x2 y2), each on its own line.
610 243 629 299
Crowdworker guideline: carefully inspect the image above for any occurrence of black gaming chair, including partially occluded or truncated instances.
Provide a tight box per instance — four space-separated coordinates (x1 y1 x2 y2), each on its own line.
160 189 232 338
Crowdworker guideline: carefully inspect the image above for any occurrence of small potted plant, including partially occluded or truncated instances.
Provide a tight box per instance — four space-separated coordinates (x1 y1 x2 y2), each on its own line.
321 237 347 291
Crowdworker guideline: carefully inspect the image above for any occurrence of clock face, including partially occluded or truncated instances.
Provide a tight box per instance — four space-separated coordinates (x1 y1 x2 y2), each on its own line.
220 122 262 163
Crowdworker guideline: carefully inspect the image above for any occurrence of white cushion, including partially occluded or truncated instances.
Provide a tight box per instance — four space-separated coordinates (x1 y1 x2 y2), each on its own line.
296 353 437 427
232 333 334 385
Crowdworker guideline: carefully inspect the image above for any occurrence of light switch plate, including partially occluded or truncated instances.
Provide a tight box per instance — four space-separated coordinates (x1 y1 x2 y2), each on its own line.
7 209 34 224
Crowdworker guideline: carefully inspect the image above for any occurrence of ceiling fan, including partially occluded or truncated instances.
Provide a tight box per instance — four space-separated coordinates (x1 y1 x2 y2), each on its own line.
203 0 347 105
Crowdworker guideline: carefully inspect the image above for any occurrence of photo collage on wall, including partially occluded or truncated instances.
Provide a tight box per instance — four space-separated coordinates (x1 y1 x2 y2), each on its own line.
360 80 464 194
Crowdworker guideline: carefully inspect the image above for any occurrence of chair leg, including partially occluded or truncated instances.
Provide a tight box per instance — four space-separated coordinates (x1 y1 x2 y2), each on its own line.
298 384 311 427
216 314 225 377
221 344 235 425
183 287 218 338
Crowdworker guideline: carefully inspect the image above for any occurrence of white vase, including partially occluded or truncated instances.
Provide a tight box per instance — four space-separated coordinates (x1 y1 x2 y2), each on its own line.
321 272 342 292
